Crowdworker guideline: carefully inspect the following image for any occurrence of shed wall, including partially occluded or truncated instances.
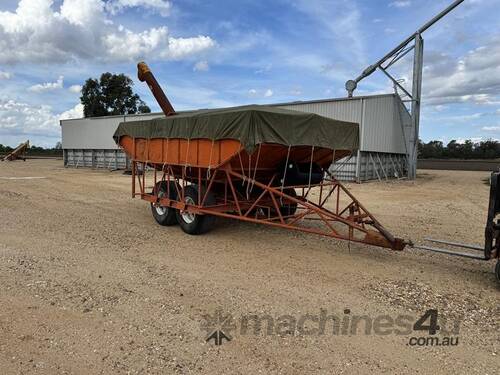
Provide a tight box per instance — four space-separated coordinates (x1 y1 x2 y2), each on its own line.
278 99 363 127
62 116 124 149
277 94 409 154
362 96 407 154
61 113 163 149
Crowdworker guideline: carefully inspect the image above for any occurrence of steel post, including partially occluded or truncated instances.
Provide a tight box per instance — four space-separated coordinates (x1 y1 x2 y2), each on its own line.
408 34 423 180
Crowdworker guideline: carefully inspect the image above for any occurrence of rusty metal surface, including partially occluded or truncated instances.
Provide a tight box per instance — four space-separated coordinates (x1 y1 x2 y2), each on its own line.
137 62 176 116
131 159 408 251
1 140 29 161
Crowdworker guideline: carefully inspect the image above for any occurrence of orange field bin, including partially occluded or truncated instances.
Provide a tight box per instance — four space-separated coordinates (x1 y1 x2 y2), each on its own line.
119 135 351 175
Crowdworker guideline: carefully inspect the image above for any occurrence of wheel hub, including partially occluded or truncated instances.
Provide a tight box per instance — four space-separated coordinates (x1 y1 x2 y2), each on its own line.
155 190 167 215
181 196 196 224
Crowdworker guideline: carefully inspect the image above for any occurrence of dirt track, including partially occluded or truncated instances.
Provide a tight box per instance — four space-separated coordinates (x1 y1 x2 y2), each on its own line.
0 160 498 374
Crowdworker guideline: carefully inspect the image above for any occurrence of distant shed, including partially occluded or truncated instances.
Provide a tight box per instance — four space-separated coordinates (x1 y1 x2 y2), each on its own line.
61 93 412 181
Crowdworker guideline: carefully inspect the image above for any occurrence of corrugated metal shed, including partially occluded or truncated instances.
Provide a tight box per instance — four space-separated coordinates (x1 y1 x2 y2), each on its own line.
277 94 411 154
61 113 161 150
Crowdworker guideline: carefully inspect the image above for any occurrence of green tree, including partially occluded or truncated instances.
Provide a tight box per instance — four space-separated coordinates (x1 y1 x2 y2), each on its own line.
419 140 444 158
475 140 500 159
446 140 461 158
0 144 13 154
81 73 151 117
462 140 474 159
419 139 500 159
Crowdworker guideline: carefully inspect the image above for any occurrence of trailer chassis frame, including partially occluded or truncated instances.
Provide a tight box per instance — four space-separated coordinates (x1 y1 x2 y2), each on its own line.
131 160 406 250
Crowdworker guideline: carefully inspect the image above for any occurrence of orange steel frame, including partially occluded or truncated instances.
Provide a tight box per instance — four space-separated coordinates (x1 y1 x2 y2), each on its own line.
131 159 406 250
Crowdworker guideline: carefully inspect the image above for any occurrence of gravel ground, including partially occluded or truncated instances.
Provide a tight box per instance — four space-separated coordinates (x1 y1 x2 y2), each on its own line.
0 160 498 374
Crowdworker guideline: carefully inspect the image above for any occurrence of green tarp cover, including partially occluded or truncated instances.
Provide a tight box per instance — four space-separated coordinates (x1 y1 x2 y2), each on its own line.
113 105 359 153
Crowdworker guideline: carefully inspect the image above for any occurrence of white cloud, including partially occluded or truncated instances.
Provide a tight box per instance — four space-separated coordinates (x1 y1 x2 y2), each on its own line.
0 71 11 79
435 113 485 123
0 0 215 64
0 99 81 141
167 36 215 59
60 103 84 120
482 126 500 131
28 76 64 92
105 0 172 17
193 60 209 72
60 0 104 26
247 88 272 98
422 36 500 106
453 137 485 144
69 85 82 93
103 28 215 61
389 1 411 8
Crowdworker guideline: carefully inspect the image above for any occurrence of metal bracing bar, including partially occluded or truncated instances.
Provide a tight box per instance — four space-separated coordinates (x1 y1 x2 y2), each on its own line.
393 155 399 175
376 153 388 180
348 37 412 92
412 245 485 260
232 170 372 235
76 151 83 168
388 155 397 177
424 238 484 252
384 44 415 69
335 178 399 245
364 152 369 180
393 155 404 177
395 155 401 175
402 155 409 176
242 175 277 217
330 154 353 173
369 153 381 181
107 151 114 169
408 34 423 180
379 66 413 99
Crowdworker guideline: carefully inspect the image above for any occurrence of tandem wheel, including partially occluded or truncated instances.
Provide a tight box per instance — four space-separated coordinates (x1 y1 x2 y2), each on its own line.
151 181 178 226
176 185 217 235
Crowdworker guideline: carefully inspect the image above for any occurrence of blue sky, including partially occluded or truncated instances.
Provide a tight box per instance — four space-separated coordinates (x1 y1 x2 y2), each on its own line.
0 0 499 147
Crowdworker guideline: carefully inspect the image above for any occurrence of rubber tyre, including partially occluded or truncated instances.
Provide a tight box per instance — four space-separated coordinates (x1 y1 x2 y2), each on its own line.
495 260 500 283
176 185 217 235
277 188 298 217
151 181 178 226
